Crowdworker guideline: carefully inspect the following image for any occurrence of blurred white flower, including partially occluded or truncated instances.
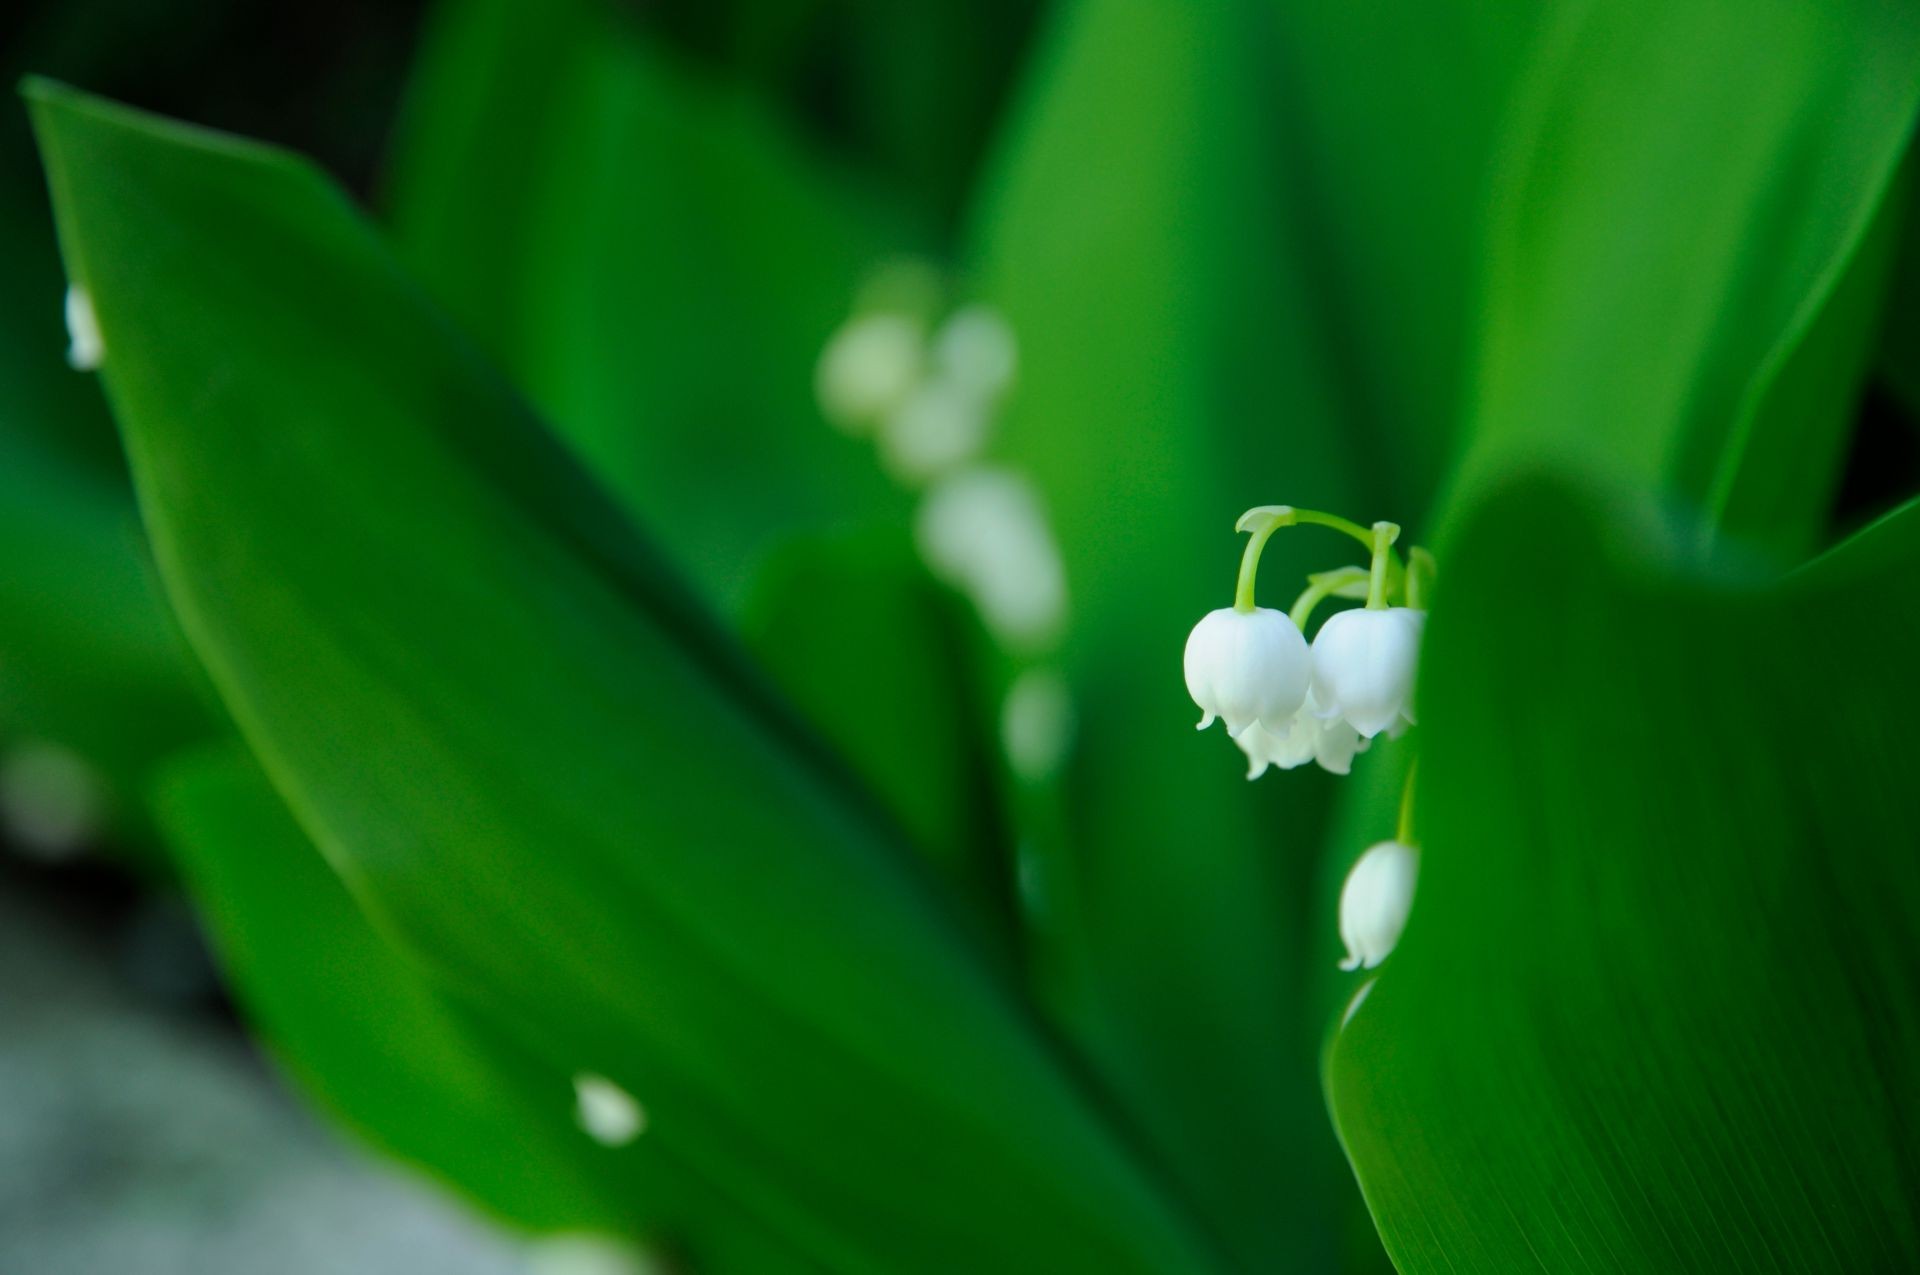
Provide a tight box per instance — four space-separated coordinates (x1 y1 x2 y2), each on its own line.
572 1073 645 1147
915 467 1067 648
815 312 923 433
1234 693 1368 778
1001 667 1076 782
1339 840 1418 971
931 304 1017 401
878 378 993 482
65 284 103 371
0 739 105 862
1310 606 1423 738
1183 606 1310 737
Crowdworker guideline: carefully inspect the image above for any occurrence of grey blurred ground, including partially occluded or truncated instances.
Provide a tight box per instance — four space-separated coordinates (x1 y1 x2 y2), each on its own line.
0 879 529 1275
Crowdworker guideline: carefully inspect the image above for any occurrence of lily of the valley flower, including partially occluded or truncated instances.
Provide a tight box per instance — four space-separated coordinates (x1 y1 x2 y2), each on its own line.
1184 606 1311 736
1311 605 1424 738
1235 693 1369 777
1339 840 1419 970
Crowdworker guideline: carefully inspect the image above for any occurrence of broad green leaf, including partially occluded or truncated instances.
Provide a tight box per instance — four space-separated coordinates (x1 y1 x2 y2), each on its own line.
387 0 906 614
1328 476 1920 1271
1257 0 1543 518
741 529 1011 942
155 744 826 1272
389 0 1000 921
29 81 1216 1275
1456 0 1920 554
0 175 210 831
966 0 1368 1266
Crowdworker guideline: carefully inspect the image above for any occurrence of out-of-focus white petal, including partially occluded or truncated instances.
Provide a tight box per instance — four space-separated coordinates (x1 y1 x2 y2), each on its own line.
878 378 993 482
1338 840 1418 971
1183 606 1311 738
916 467 1068 648
572 1073 646 1146
932 304 1018 401
65 285 104 371
1001 667 1076 782
1311 606 1423 738
815 312 924 432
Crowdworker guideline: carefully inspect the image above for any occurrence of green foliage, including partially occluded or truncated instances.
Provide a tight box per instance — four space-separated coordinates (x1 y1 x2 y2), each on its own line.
1327 477 1920 1271
27 78 1215 1275
12 0 1920 1269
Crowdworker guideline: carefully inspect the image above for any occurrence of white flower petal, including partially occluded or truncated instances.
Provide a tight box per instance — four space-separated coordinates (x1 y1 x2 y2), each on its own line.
1311 606 1424 738
1338 840 1419 971
1184 606 1311 740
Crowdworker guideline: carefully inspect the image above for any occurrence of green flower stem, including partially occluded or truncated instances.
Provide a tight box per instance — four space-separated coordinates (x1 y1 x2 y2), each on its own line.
1289 567 1371 630
1234 505 1403 613
1397 760 1420 845
1407 546 1437 611
1365 521 1402 609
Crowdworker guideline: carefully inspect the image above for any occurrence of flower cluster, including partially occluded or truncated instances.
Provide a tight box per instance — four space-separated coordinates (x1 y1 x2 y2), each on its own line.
817 261 1076 788
1183 505 1434 973
1184 506 1428 779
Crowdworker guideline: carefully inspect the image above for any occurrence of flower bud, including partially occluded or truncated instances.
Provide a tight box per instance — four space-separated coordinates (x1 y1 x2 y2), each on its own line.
1310 606 1423 738
1338 840 1418 971
815 312 923 432
1183 606 1310 737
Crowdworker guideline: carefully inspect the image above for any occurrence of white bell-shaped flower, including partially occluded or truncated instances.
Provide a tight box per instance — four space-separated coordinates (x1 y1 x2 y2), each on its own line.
1183 607 1310 737
1338 840 1418 971
1311 606 1423 738
1235 693 1369 778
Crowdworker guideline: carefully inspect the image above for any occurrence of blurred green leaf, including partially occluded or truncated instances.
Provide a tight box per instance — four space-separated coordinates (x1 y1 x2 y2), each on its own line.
29 80 1218 1275
156 744 827 1272
0 173 210 835
1258 0 1543 518
742 529 1011 943
1455 1 1920 555
388 0 907 614
965 0 1371 1267
1328 476 1920 1271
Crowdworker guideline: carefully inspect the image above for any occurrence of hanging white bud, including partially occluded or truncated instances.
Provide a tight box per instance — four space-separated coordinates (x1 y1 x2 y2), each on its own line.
0 739 106 862
1001 667 1076 783
1184 607 1310 737
932 304 1017 401
1235 693 1369 778
815 312 924 432
915 467 1068 649
1338 840 1418 971
572 1073 646 1146
1310 606 1423 738
65 284 104 371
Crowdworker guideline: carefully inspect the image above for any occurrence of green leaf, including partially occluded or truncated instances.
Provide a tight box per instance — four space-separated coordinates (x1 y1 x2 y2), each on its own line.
387 0 907 614
741 529 1012 942
1256 0 1544 518
1456 0 1920 554
965 0 1370 1266
0 142 210 828
155 744 828 1272
1327 475 1920 1271
28 80 1216 1275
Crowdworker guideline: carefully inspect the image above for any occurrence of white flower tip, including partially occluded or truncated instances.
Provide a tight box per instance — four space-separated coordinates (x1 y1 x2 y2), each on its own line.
1196 711 1216 731
65 284 103 371
1338 840 1419 971
573 1072 646 1146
